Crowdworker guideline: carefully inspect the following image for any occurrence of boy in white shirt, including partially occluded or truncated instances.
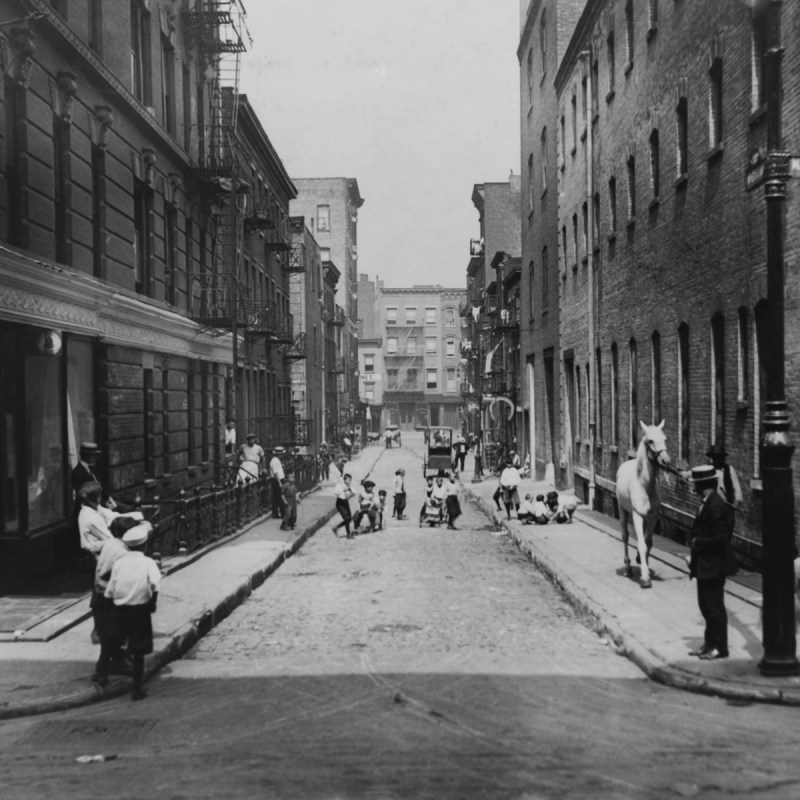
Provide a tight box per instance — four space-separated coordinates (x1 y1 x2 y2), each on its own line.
104 523 161 701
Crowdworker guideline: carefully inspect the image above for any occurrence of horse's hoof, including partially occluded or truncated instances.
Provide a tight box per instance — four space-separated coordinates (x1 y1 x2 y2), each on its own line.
639 579 652 589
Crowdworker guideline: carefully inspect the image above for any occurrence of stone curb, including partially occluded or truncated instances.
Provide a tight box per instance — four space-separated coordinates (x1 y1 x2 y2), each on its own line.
459 480 800 707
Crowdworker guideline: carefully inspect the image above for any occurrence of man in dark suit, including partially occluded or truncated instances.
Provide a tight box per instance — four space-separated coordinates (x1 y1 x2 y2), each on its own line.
71 442 102 513
687 464 735 660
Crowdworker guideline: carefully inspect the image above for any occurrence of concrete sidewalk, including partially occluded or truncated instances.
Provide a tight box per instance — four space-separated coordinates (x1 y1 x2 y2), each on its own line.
0 445 385 721
460 464 800 706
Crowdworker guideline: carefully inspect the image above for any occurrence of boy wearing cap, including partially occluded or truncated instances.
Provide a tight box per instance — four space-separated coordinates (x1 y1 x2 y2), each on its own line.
332 473 356 538
269 446 287 519
392 468 407 520
280 471 298 531
104 523 161 700
686 464 733 660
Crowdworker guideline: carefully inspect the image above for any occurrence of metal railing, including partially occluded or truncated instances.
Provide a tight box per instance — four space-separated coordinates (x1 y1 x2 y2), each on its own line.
246 306 294 342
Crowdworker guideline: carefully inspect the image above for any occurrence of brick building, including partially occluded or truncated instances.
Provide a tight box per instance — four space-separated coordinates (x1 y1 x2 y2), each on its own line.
0 1 304 586
518 0 585 483
291 178 364 437
461 177 522 470
531 0 800 565
376 284 466 430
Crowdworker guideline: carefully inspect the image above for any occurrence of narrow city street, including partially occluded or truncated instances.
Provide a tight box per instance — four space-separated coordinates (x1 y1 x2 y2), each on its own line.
1 438 800 799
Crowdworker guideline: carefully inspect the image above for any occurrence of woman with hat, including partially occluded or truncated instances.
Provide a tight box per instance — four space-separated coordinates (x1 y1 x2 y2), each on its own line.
686 464 734 660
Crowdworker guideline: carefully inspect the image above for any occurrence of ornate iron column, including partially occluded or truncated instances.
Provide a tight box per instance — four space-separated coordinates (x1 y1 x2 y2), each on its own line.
758 0 798 676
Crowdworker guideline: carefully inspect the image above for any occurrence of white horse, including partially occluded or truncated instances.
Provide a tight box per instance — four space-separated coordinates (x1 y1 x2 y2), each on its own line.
615 420 671 589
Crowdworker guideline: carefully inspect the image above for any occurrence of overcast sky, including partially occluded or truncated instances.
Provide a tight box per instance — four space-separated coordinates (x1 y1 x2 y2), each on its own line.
239 0 521 289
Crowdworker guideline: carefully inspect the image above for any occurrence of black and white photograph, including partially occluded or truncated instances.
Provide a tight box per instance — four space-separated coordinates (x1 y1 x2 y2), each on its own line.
1 1 800 798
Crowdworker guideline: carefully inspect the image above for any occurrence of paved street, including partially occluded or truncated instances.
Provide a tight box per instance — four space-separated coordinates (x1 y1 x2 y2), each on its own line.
2 440 800 799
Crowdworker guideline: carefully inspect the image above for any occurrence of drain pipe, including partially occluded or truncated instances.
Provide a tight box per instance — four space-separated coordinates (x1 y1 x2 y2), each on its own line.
580 50 596 510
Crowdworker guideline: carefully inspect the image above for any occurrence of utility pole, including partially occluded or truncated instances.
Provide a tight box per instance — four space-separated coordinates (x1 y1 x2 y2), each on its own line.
758 0 798 677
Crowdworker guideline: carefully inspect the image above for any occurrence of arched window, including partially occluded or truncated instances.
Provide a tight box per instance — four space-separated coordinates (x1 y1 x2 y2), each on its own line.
629 338 638 450
711 313 725 447
651 331 661 422
678 323 690 461
611 343 619 446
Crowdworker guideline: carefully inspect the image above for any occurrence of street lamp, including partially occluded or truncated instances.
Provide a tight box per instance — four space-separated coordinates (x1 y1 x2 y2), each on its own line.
758 0 798 676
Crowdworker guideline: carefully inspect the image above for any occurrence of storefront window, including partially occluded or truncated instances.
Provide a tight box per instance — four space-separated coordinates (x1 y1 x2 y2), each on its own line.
26 351 65 530
67 338 95 466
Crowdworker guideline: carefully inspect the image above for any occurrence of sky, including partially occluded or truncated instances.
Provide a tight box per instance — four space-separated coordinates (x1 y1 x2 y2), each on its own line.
238 0 521 289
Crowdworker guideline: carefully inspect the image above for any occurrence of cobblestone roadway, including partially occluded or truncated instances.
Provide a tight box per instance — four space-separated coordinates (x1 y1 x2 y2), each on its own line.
3 440 800 799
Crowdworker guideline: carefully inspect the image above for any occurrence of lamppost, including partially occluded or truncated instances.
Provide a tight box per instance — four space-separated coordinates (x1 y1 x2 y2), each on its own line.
758 0 798 677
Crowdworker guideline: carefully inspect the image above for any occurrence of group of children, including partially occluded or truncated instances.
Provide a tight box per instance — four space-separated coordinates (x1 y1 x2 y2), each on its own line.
420 473 462 529
331 473 389 539
516 491 576 525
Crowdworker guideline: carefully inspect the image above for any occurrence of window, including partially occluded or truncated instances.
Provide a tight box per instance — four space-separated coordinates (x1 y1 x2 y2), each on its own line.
387 368 398 389
629 338 638 450
426 337 436 354
709 57 724 148
649 129 660 199
89 0 103 56
676 97 688 177
737 307 749 404
133 180 153 296
592 192 600 246
582 202 588 257
572 213 579 265
4 78 25 248
751 9 768 112
595 348 603 442
561 225 568 271
626 156 636 219
92 144 105 276
446 338 456 358
560 112 566 168
607 31 616 95
364 354 374 373
711 313 725 447
407 336 417 355
527 154 534 213
130 0 152 105
425 307 436 326
625 0 634 68
651 331 661 422
165 201 177 305
591 56 599 118
541 128 548 191
609 176 617 233
161 33 176 135
540 9 547 72
678 323 690 461
528 260 535 316
526 48 533 107
386 306 397 325
571 90 577 152
445 307 456 327
426 369 438 389
406 367 418 389
316 204 330 232
405 306 417 325
611 343 619 446
541 247 549 309
53 116 70 265
320 247 330 262
387 337 398 354
365 383 375 402
581 76 587 127
446 369 456 392
649 0 658 32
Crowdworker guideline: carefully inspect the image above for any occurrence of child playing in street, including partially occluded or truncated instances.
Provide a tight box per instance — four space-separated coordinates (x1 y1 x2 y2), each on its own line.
280 471 298 531
104 523 161 701
445 473 461 530
376 489 388 530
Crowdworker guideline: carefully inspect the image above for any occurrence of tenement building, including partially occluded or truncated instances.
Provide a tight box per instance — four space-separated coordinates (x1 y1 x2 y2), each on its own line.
522 0 800 565
376 283 466 430
0 1 300 585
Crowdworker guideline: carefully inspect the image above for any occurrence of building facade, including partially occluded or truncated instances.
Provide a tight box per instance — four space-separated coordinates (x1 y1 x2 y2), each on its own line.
517 0 585 484
291 178 364 438
539 0 800 566
377 284 466 431
461 177 523 470
0 1 303 587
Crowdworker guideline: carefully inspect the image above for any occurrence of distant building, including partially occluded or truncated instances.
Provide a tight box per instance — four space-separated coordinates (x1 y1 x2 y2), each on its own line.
376 284 466 430
291 178 364 437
